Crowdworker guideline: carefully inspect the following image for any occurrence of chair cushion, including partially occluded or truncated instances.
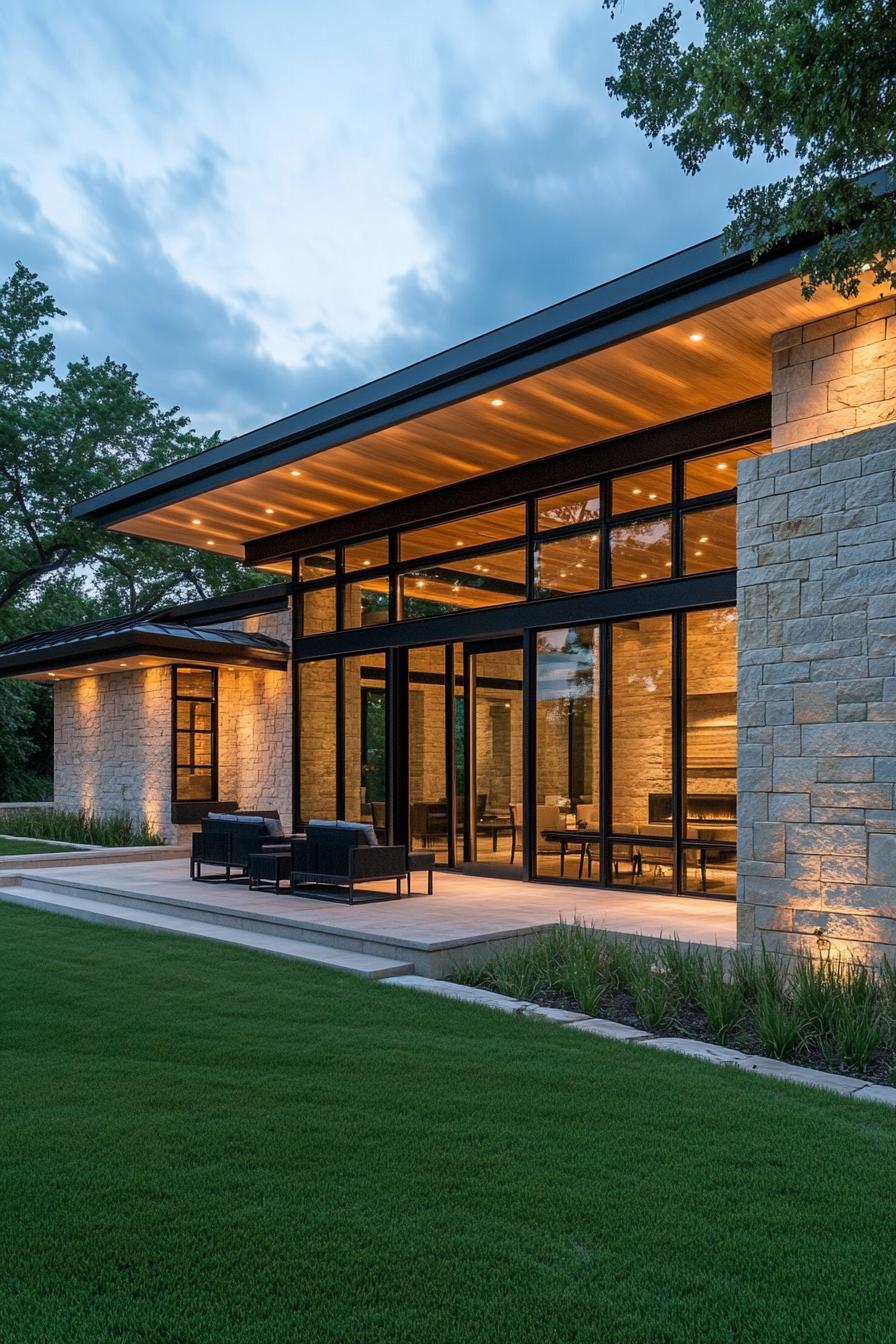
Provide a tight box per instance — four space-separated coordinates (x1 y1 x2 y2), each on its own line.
206 811 237 822
229 814 265 825
335 820 378 846
263 816 284 836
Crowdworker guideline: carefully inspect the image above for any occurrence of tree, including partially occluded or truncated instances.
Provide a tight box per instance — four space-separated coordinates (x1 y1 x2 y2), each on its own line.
0 262 267 616
602 0 896 297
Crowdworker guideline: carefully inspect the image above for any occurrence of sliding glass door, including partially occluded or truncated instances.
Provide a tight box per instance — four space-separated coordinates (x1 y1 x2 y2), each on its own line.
468 644 524 870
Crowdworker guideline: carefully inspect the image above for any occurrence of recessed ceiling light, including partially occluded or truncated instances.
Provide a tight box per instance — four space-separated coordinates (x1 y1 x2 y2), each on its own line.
695 549 704 557
482 566 489 573
716 462 728 471
290 469 302 476
264 508 274 515
48 672 56 678
120 662 127 667
632 488 642 495
560 571 567 579
206 539 215 546
86 666 94 671
191 518 201 525
575 562 583 569
415 579 425 588
639 572 648 580
689 332 704 342
699 535 709 543
664 561 673 568
362 559 371 566
648 492 657 500
489 397 505 407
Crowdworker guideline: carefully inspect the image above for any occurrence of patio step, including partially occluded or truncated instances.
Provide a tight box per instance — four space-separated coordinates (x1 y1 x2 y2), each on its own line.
0 884 415 979
3 870 441 971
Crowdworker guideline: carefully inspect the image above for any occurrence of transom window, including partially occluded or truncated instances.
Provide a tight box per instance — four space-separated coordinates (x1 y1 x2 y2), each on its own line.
293 437 770 634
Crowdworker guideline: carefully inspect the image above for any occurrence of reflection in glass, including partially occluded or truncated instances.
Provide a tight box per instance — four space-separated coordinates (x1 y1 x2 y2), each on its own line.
408 647 450 862
343 577 390 628
470 646 523 867
301 585 337 635
535 626 599 880
684 441 771 497
400 504 525 561
536 482 601 531
611 616 672 841
299 550 337 581
400 547 526 619
533 533 600 598
298 659 337 822
685 607 737 894
344 535 389 571
610 516 672 585
343 653 387 827
611 464 672 515
683 504 736 573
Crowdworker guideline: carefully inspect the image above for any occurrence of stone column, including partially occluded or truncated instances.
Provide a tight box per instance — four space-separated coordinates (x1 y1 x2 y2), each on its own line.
737 296 896 962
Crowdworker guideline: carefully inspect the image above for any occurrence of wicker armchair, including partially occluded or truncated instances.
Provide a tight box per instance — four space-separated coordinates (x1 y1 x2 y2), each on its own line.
190 814 284 883
291 822 406 903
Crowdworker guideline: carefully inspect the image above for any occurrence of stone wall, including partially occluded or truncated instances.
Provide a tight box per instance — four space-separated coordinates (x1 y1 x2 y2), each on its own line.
737 421 896 962
54 608 292 842
54 664 173 839
771 296 896 451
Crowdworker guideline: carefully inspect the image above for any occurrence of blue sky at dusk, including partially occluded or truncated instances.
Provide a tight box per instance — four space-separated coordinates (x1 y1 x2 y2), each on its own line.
1 1 774 438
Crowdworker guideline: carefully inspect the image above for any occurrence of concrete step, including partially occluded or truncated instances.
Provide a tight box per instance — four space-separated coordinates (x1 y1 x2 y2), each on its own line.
8 872 432 969
0 885 415 979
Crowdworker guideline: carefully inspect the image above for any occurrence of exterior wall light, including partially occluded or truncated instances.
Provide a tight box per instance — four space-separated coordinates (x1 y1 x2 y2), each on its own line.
814 927 831 955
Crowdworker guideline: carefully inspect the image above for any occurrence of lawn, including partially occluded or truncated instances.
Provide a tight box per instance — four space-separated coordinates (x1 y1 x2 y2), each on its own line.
0 837 75 855
2 905 895 1344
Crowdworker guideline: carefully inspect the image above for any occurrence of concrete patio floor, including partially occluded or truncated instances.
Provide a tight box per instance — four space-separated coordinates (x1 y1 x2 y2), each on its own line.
3 858 736 974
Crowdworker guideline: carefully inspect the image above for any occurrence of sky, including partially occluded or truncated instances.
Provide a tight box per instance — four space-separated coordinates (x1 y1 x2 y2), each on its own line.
0 0 774 440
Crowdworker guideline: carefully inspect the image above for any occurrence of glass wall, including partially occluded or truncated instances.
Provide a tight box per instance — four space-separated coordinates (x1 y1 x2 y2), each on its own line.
408 646 451 862
294 438 770 636
343 654 387 830
470 646 524 868
534 628 599 879
611 616 674 889
297 659 337 822
683 608 737 895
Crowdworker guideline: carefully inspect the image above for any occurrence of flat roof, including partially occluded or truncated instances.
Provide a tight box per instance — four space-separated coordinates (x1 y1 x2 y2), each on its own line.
71 170 891 554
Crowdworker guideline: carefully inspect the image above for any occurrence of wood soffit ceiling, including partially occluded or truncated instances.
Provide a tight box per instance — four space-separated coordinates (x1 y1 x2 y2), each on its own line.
111 274 881 560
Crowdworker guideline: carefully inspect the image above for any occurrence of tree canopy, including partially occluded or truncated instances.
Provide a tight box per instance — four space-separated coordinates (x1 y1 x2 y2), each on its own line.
0 261 274 800
603 0 896 298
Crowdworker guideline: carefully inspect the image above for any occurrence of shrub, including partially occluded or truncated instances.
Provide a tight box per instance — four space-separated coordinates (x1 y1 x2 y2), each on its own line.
487 943 546 1002
660 937 708 1006
629 952 679 1031
0 806 164 848
753 990 801 1060
699 954 744 1046
728 946 760 1002
834 1000 883 1076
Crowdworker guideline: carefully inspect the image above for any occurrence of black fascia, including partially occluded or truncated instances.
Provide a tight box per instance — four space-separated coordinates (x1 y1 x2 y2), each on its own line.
0 631 289 678
153 582 290 626
248 396 770 566
70 218 835 533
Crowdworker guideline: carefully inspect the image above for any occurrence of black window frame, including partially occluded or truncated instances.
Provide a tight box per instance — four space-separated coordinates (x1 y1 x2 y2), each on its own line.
171 665 218 803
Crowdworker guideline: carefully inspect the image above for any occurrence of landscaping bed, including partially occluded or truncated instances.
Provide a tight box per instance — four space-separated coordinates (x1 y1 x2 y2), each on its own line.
0 805 163 848
452 921 896 1087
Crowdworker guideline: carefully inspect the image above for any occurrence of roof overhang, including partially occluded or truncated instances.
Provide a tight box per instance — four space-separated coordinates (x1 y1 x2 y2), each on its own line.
71 171 893 557
0 625 289 682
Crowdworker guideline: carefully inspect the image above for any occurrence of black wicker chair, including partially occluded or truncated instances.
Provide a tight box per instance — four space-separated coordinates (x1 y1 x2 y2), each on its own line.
190 814 284 883
290 821 406 903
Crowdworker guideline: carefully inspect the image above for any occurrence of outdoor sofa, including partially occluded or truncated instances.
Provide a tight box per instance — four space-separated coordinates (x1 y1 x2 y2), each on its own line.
190 811 288 883
290 820 409 903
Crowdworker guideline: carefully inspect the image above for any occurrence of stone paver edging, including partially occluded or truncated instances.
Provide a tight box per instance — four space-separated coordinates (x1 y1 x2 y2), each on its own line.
381 975 896 1108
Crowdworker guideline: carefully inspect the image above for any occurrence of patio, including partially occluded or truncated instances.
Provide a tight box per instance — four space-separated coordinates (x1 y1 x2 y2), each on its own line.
0 857 736 975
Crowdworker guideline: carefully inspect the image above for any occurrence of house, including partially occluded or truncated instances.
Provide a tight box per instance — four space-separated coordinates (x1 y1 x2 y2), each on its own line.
1 216 895 962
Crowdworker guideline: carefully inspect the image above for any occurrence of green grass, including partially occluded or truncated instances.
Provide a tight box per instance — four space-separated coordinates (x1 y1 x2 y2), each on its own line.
0 806 164 847
2 906 896 1344
0 837 76 855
